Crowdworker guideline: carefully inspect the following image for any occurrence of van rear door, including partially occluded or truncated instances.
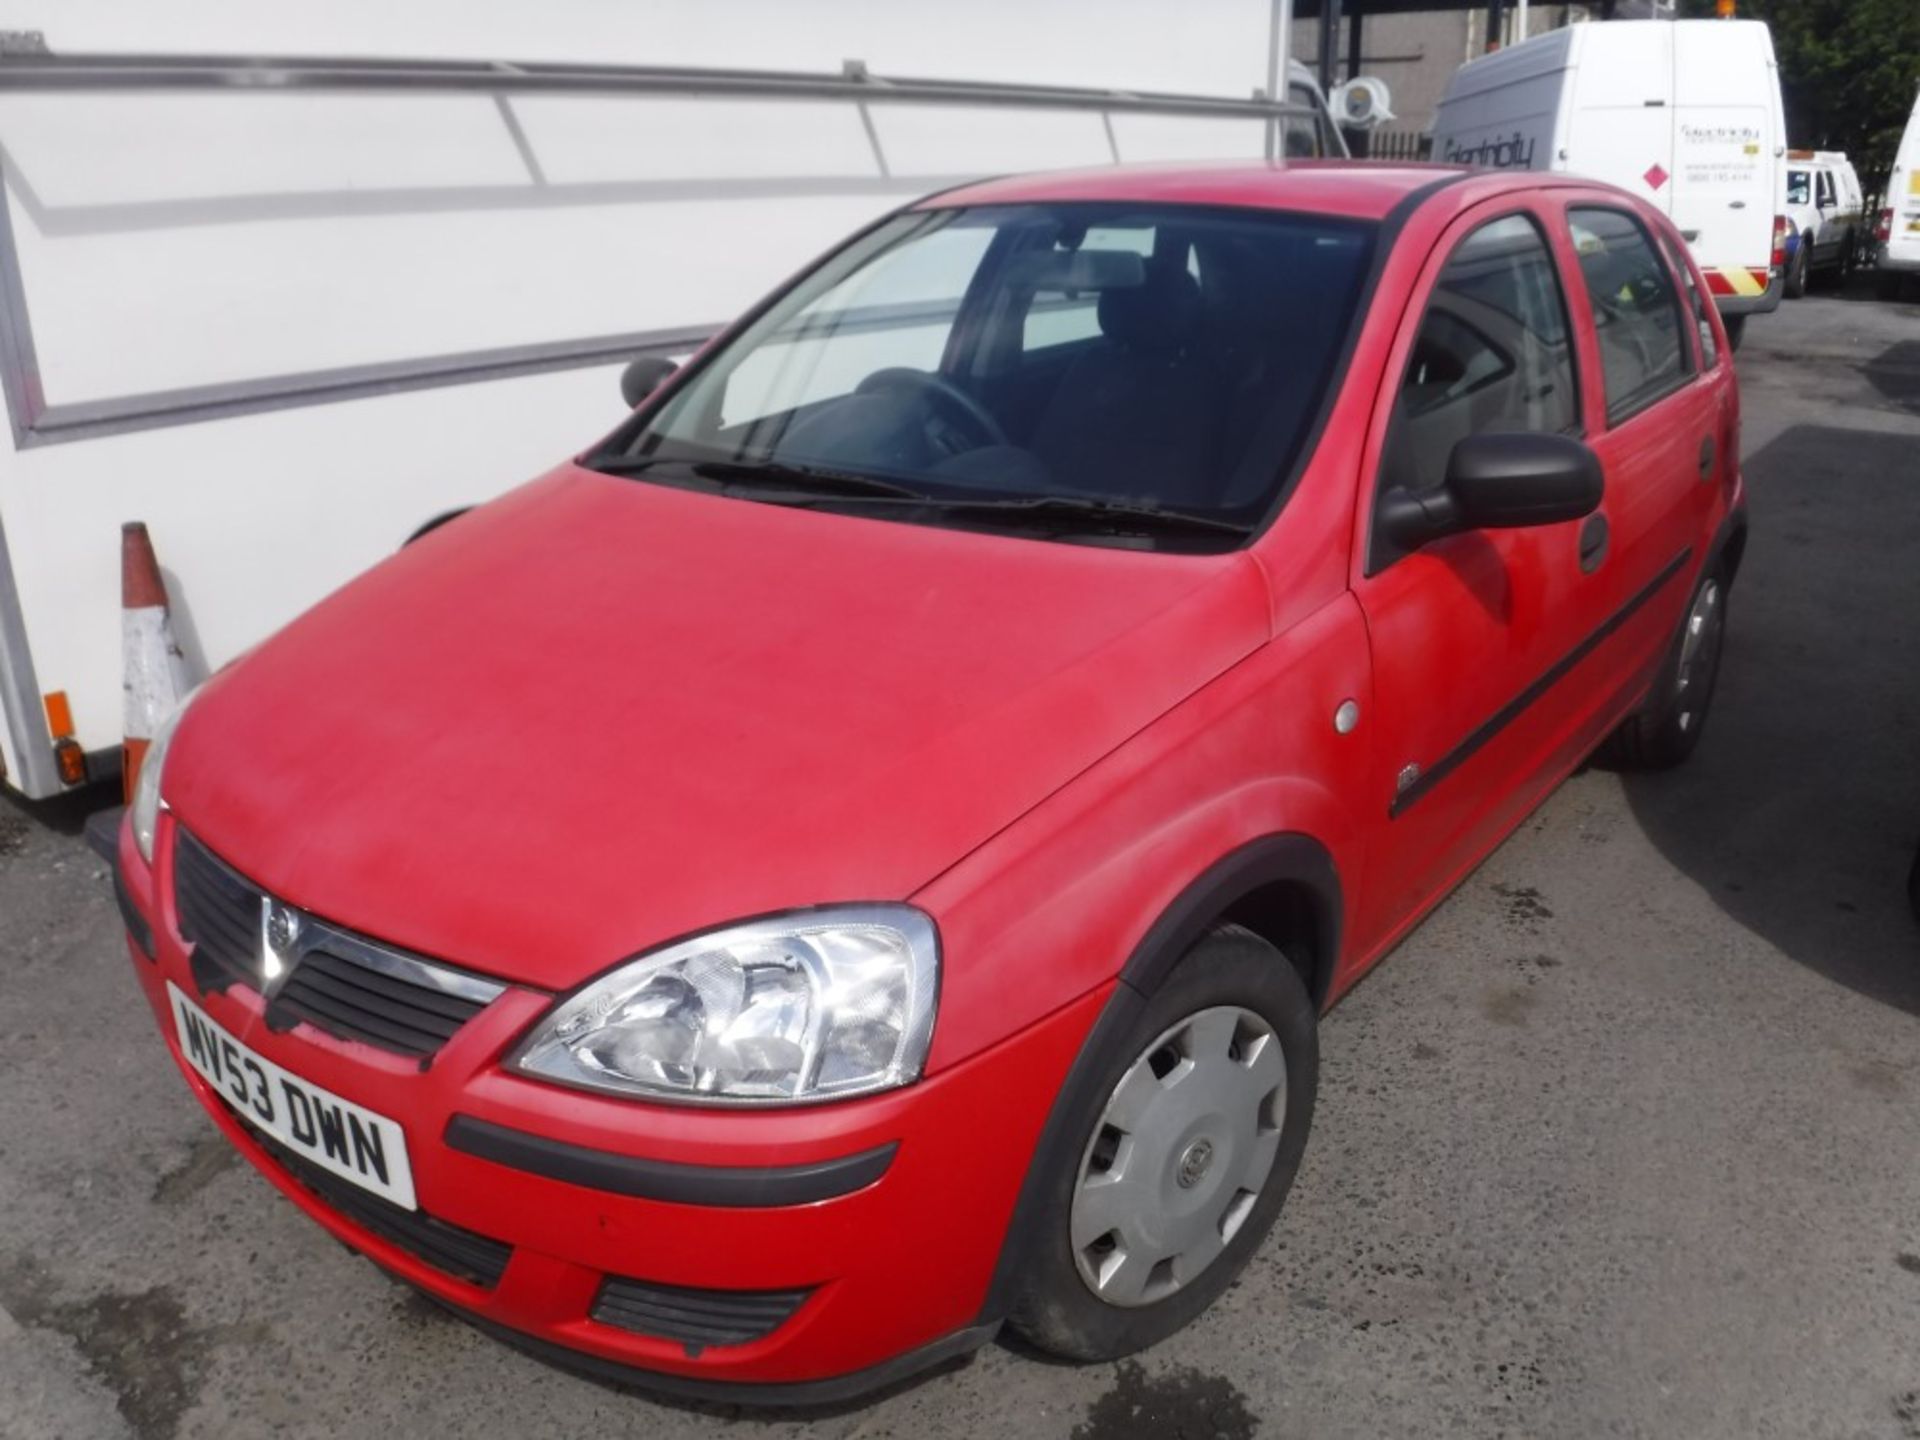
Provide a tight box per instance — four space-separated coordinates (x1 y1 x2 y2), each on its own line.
1670 21 1781 307
1562 24 1673 203
1882 92 1920 278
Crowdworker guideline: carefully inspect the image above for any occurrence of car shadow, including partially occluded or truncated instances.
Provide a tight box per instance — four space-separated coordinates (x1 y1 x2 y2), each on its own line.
1620 423 1920 1013
1863 339 1920 414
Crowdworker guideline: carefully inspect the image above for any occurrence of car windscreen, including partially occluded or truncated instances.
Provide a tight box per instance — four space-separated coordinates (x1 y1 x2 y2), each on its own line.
592 203 1377 549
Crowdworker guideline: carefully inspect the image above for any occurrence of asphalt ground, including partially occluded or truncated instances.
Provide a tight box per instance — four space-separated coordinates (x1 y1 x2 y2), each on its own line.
2 283 1918 1440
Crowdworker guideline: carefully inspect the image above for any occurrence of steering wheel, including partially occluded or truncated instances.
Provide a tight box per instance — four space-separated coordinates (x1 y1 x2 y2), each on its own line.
856 367 1009 451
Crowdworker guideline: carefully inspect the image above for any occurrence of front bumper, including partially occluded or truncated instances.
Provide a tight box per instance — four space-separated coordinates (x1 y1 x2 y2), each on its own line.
118 816 1105 1401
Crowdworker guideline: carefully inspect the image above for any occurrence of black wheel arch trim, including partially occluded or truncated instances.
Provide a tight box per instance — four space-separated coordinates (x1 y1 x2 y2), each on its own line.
1116 832 1342 1005
1707 501 1749 582
975 830 1340 1326
443 1114 896 1208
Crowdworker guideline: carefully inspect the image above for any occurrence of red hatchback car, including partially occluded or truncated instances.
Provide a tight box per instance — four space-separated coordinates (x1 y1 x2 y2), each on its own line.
117 161 1744 1402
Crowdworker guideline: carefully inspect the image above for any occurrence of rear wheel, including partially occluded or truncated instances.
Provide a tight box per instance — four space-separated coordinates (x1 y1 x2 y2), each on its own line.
1784 241 1809 299
1723 313 1747 350
1879 271 1911 303
1601 562 1729 771
1008 925 1317 1361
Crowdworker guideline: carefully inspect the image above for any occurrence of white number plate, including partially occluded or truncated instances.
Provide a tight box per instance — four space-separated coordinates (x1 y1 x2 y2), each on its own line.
167 981 417 1209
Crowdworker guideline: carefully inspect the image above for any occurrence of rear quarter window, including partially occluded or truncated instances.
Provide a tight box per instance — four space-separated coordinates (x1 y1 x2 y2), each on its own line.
1660 232 1719 370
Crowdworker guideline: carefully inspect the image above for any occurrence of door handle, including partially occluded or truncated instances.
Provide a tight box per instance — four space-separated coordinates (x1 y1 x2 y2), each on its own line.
1578 512 1610 573
1698 435 1716 481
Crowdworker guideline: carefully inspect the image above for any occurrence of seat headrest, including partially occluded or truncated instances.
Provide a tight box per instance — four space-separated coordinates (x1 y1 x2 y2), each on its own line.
1097 262 1202 353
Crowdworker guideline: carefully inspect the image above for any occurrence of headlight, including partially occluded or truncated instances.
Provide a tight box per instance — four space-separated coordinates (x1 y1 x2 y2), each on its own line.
511 906 939 1105
130 690 196 864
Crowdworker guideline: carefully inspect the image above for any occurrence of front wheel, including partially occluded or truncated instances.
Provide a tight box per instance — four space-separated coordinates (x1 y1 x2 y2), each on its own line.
1008 925 1318 1361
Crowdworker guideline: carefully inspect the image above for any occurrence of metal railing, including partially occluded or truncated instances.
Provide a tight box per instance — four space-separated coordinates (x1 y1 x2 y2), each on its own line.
0 45 1320 123
1364 129 1435 164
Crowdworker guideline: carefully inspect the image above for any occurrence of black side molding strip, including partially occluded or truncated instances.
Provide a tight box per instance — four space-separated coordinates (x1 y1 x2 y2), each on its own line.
444 1115 896 1208
1392 546 1693 818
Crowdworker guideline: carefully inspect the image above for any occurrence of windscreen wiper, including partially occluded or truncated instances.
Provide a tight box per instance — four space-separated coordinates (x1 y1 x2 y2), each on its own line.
888 494 1255 539
587 453 926 500
587 454 1249 539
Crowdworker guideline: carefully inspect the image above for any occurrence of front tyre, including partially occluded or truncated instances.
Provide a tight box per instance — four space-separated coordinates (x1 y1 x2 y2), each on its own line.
1008 925 1318 1361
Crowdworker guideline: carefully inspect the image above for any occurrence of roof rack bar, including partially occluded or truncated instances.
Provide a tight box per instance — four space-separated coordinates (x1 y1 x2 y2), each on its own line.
0 50 1320 120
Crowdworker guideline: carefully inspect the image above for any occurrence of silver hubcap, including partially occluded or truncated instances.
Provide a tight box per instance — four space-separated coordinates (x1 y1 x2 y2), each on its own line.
1674 579 1723 733
1070 1006 1286 1308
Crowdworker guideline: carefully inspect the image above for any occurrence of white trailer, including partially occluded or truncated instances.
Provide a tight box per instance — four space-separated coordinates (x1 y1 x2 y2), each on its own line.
0 0 1351 800
1428 17 1787 345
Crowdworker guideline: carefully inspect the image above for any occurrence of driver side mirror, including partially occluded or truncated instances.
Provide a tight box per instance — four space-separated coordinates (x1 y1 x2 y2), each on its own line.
620 355 679 409
1380 432 1603 551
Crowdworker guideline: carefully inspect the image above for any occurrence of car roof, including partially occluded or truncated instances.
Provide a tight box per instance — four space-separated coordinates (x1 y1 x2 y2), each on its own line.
922 160 1484 222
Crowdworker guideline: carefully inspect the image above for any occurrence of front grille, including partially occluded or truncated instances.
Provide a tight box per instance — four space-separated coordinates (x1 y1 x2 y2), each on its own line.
172 829 503 1060
591 1276 812 1352
269 948 490 1059
247 1121 513 1289
173 829 265 993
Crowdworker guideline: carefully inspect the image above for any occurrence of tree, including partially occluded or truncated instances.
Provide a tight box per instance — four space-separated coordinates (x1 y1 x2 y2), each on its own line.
1679 0 1920 182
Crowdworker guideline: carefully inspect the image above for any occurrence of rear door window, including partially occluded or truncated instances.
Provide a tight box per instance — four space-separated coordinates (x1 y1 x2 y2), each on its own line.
1568 206 1694 425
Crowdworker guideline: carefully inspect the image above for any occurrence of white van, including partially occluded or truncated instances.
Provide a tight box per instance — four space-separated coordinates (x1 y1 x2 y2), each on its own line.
1781 150 1864 297
0 0 1353 801
1430 18 1787 345
1875 86 1920 300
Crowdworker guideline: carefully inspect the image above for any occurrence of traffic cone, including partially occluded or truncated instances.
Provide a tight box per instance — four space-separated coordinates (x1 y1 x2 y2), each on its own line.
121 522 190 803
